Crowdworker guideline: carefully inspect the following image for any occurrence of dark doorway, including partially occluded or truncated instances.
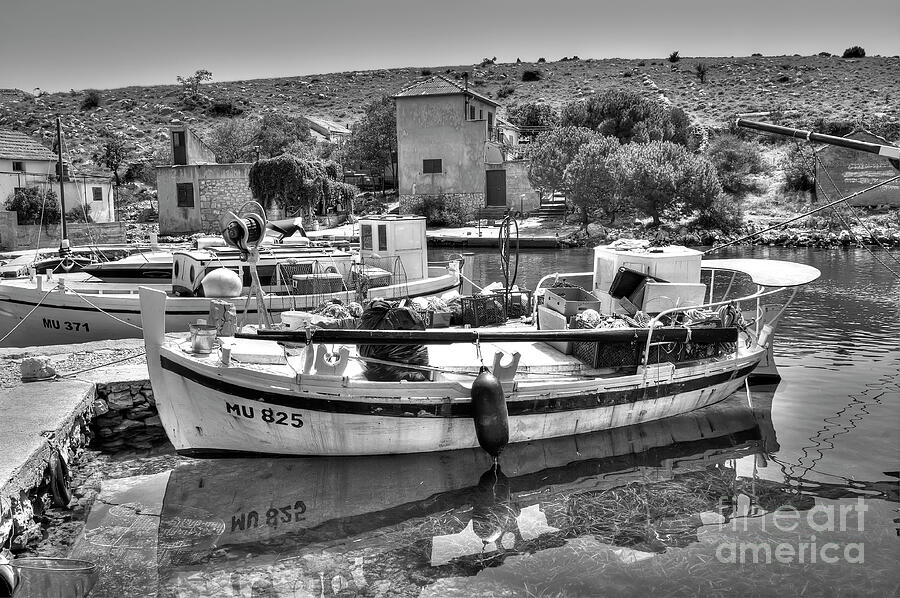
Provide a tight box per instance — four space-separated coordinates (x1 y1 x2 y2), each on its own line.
485 170 506 207
173 131 187 165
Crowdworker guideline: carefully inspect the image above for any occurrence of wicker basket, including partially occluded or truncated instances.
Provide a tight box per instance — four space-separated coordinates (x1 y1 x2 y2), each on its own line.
460 295 506 327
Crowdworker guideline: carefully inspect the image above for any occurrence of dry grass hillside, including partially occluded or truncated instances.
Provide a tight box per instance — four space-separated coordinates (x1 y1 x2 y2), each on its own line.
0 55 897 171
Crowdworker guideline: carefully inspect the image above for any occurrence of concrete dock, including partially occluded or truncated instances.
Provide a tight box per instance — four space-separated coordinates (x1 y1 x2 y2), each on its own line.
0 340 150 549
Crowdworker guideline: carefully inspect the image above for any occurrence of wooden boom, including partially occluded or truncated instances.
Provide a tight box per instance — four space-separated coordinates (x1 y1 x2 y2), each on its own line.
736 119 900 166
237 327 738 345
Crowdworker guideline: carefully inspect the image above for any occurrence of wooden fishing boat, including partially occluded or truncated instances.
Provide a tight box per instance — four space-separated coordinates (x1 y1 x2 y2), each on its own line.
0 214 459 346
139 245 819 456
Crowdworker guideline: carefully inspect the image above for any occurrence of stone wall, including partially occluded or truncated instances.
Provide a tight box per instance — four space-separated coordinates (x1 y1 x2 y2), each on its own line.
0 217 127 250
198 175 254 233
400 192 483 227
91 380 166 451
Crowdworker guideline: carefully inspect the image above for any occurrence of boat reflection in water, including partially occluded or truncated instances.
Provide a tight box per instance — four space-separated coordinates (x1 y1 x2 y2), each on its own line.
76 386 786 597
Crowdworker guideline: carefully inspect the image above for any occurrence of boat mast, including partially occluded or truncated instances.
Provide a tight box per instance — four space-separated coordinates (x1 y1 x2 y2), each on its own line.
56 116 68 248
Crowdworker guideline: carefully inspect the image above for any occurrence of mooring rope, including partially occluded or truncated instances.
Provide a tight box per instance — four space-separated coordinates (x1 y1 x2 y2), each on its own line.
69 288 144 330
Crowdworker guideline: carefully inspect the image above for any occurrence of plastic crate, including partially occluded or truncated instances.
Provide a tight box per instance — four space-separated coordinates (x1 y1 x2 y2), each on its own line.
460 295 506 327
427 310 453 328
544 287 601 317
292 272 346 294
572 341 640 369
499 288 533 318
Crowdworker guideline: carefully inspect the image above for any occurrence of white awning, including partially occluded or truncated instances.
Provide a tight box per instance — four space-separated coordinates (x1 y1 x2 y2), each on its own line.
701 259 821 287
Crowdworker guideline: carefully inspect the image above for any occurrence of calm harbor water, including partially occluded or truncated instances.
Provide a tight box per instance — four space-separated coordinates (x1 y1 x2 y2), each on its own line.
68 246 899 597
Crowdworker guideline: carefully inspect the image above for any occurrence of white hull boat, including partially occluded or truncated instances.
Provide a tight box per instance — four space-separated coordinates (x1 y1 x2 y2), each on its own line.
0 214 459 347
0 266 459 346
139 251 820 457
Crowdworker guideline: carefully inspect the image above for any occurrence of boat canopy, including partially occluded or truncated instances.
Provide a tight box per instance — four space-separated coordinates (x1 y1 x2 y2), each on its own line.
701 259 821 287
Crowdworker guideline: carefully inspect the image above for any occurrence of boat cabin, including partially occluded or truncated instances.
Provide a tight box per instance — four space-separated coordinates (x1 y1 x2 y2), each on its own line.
358 215 427 282
592 244 705 314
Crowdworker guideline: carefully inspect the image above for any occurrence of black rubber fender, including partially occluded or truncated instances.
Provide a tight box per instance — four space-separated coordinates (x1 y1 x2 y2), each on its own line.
48 449 72 508
471 368 509 457
0 554 17 597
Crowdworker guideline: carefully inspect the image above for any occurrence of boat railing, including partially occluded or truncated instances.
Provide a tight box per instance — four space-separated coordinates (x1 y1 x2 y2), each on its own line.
640 281 799 387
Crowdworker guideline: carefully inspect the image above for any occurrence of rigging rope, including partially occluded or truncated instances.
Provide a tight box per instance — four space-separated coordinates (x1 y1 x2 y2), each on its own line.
703 174 900 255
815 154 900 267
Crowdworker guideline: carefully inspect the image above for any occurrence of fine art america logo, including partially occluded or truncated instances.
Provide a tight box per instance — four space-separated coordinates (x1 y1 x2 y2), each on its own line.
715 497 867 565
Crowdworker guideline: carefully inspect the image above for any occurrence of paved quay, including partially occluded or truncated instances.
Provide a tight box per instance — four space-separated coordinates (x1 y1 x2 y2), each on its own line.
307 217 580 248
0 339 149 546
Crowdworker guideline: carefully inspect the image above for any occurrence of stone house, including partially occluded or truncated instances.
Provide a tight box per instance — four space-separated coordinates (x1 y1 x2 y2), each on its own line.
156 126 253 235
393 75 539 220
815 130 900 206
0 129 115 222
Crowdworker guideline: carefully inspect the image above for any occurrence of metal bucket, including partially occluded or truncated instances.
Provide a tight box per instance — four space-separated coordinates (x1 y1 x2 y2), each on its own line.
189 323 217 354
10 557 98 598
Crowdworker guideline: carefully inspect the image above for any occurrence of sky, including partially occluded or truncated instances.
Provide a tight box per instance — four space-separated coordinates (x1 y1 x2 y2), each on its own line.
1 0 898 92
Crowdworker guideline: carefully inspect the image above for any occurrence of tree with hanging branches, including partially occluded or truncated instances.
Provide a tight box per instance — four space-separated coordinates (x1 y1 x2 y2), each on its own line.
248 154 356 220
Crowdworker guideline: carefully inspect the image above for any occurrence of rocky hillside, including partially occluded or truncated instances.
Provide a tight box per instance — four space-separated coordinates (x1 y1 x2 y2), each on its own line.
1 55 897 171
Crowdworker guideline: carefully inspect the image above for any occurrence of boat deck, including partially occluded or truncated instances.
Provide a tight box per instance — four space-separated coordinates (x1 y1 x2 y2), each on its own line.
166 318 742 384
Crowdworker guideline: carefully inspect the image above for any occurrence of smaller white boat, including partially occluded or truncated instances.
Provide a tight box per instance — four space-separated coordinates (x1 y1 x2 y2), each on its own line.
0 213 459 346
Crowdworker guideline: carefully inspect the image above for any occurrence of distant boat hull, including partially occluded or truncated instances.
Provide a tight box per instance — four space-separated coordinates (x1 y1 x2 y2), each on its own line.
0 268 459 347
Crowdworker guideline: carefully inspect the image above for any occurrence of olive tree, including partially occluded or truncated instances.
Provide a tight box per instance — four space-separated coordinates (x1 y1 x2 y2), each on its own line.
527 126 599 200
613 141 720 226
562 136 621 230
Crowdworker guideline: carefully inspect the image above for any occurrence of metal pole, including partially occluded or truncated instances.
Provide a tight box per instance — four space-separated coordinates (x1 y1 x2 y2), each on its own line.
56 116 68 243
736 119 900 161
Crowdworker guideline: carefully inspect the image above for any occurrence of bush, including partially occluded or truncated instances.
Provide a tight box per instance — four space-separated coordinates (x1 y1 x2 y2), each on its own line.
65 204 93 223
496 83 515 99
521 70 542 82
781 144 816 192
4 187 60 224
842 46 865 58
689 194 745 233
560 89 691 146
818 51 832 57
705 134 767 194
420 68 432 76
480 57 496 67
751 53 763 57
810 117 854 137
80 90 102 110
206 99 244 117
637 60 646 67
537 57 546 63
418 195 477 227
668 51 680 63
695 62 708 83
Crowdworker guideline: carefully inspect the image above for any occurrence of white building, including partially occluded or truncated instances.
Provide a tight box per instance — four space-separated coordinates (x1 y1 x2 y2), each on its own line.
0 129 115 222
